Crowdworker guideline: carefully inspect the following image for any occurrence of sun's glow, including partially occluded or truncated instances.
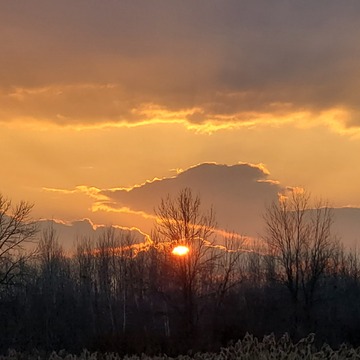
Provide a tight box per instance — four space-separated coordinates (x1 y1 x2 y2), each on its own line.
172 245 190 256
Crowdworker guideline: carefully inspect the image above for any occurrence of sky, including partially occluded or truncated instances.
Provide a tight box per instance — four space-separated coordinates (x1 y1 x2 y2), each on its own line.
1 1 360 245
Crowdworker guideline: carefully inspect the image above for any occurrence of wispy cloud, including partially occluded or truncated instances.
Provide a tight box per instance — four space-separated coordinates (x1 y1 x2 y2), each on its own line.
43 185 157 221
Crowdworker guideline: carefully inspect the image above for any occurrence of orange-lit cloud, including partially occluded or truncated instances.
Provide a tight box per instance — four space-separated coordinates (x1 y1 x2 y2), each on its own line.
1 84 359 136
2 1 360 134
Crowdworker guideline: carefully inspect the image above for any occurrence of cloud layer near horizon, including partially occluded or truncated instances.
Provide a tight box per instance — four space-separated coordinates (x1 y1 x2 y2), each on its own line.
95 163 282 236
36 218 147 252
41 162 360 248
2 1 360 131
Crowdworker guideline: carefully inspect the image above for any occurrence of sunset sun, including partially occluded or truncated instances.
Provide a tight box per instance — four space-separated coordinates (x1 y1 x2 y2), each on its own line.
172 245 190 256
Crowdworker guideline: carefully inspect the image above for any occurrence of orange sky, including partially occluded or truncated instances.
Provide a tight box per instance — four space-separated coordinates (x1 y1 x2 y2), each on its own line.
1 1 360 240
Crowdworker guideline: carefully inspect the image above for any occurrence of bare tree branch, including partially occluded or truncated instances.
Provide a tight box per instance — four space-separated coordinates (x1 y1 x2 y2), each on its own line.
0 193 38 286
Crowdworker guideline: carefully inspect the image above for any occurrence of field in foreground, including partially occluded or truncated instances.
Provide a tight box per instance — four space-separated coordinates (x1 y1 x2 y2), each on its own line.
1 333 360 360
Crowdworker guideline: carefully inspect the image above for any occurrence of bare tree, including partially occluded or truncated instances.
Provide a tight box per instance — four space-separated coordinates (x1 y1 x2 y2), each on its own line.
152 188 220 345
213 234 245 307
154 187 216 246
38 225 64 270
0 193 37 286
263 189 338 333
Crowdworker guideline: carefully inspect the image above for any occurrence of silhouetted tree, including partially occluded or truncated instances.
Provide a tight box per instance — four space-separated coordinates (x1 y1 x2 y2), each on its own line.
4 190 360 354
152 188 218 346
0 193 37 286
263 188 338 335
37 225 75 349
152 188 245 350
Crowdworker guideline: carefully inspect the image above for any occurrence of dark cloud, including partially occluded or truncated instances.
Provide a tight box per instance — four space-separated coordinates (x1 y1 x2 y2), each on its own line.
1 1 360 126
101 163 282 236
97 163 360 247
36 164 360 248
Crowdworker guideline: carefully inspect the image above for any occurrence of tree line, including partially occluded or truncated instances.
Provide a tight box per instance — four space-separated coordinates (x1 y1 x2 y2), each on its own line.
0 188 360 355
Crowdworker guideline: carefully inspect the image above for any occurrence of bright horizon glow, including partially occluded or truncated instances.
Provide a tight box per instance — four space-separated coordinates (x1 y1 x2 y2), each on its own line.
172 245 190 256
